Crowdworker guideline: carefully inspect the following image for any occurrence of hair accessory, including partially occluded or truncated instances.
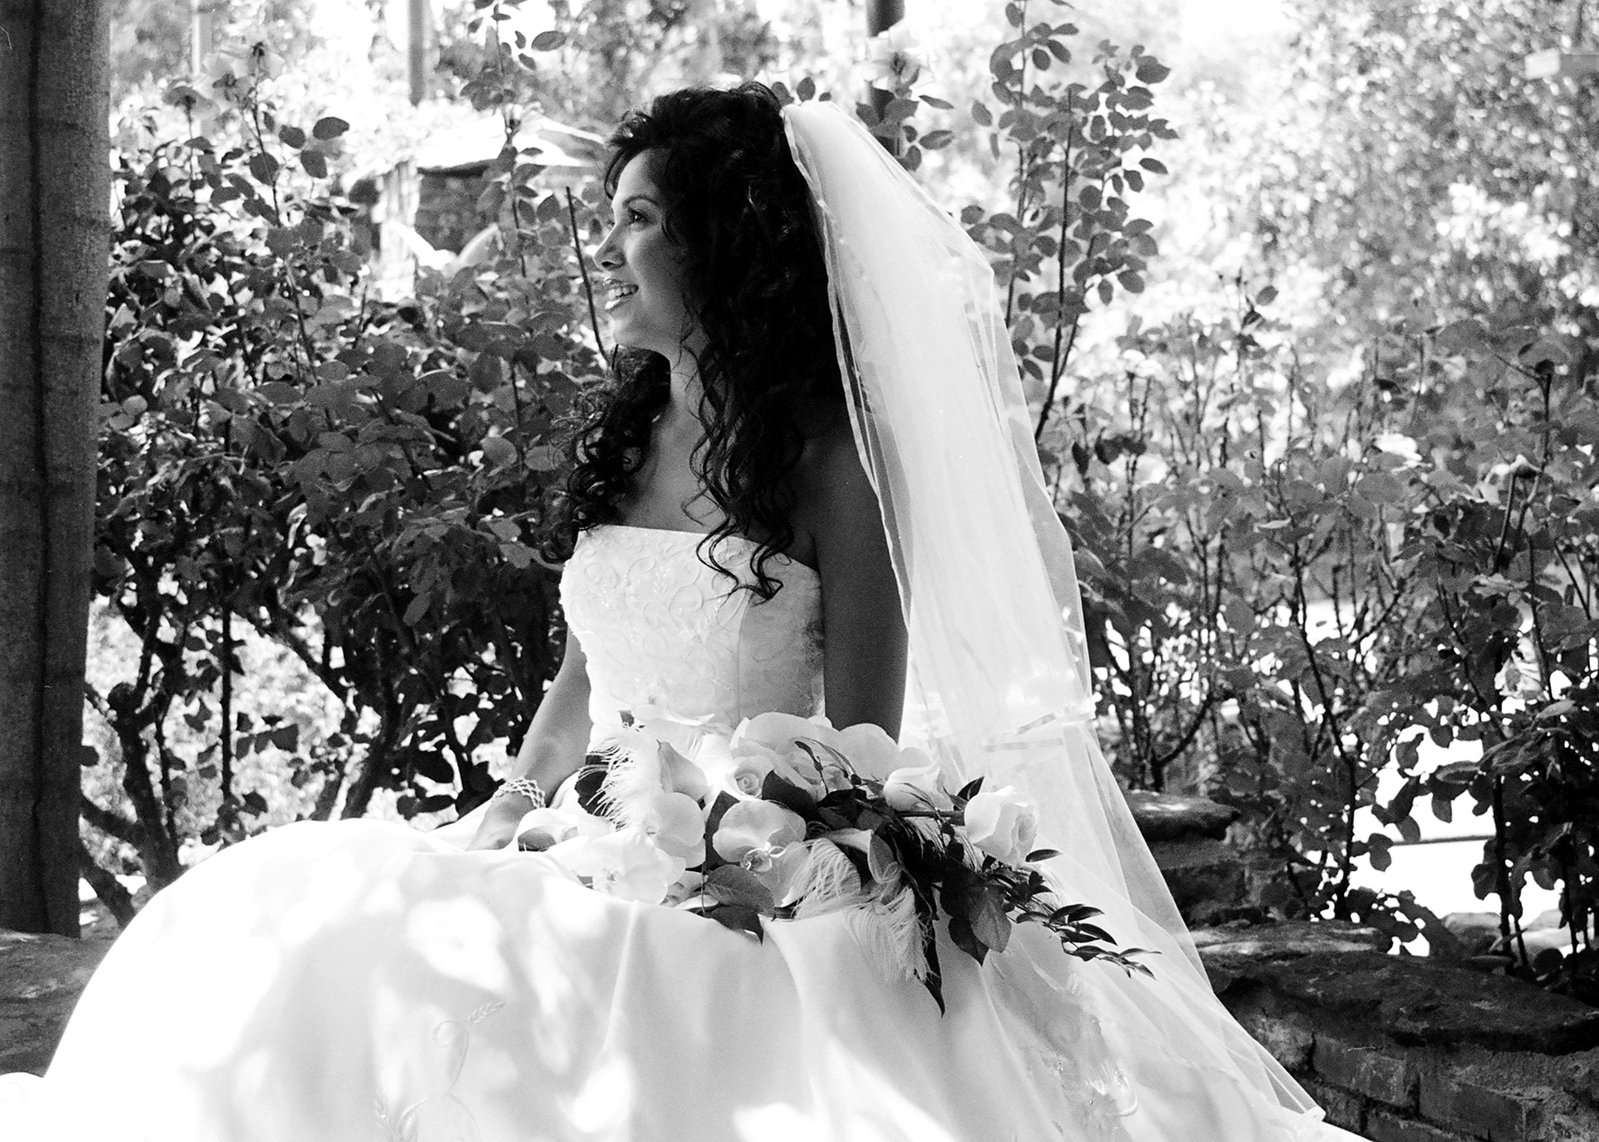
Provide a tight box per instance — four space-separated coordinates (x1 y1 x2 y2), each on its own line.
491 776 547 809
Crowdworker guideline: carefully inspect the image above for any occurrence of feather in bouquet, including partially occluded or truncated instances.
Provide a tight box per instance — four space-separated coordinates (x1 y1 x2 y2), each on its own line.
518 711 1153 1012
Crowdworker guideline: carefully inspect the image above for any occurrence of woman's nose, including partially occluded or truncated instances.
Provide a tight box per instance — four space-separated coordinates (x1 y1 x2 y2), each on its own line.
594 226 622 271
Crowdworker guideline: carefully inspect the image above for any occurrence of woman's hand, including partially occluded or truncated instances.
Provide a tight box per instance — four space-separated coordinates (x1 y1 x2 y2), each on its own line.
466 795 534 851
464 631 593 852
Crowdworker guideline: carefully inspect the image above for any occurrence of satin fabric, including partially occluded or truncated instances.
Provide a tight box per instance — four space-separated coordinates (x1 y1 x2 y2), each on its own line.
0 528 1356 1140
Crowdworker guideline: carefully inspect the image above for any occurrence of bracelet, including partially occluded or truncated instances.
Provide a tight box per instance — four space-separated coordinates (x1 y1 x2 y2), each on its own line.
491 776 547 809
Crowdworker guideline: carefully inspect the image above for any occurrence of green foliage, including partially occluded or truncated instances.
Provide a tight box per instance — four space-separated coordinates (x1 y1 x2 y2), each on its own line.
89 49 608 891
1380 319 1599 996
972 0 1599 994
440 0 780 128
1250 0 1599 362
1051 283 1599 978
841 0 1174 444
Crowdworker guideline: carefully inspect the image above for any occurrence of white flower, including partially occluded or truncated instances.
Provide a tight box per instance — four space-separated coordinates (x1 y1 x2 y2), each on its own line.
595 722 711 827
161 80 216 118
693 731 736 791
548 828 683 904
729 750 772 797
711 799 811 900
712 799 807 864
235 30 284 79
663 870 706 907
756 842 814 905
636 789 706 867
733 712 835 753
657 740 710 804
730 713 845 798
963 786 1038 866
880 754 949 812
865 23 926 89
514 803 612 852
835 723 906 782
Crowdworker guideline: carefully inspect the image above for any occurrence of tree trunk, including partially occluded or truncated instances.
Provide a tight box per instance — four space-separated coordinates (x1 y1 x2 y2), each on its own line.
0 0 109 935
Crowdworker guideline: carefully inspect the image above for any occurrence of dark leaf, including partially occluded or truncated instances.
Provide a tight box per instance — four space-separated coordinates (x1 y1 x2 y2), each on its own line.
760 770 818 816
948 911 987 963
247 151 279 184
704 865 777 913
705 904 766 941
969 885 1011 952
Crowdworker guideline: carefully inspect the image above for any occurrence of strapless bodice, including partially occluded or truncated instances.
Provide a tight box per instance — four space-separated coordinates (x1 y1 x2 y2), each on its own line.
559 525 824 740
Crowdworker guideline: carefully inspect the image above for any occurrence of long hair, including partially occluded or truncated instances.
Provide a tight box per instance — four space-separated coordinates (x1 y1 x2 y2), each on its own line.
542 83 843 598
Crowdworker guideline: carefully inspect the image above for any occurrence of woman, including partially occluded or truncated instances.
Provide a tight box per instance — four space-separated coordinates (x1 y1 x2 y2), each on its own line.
464 82 909 856
2 84 1357 1141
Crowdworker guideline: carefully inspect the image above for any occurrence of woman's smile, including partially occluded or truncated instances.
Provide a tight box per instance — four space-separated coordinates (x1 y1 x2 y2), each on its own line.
593 152 699 357
603 279 639 311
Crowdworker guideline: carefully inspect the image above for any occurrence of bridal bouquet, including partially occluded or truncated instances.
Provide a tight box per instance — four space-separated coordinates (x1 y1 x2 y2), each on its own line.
517 712 1151 1009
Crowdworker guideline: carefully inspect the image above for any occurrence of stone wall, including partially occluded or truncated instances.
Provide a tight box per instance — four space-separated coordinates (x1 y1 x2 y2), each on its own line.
1200 922 1599 1142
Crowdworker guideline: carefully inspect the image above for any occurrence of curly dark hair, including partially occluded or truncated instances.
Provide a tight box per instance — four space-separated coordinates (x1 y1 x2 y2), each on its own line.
540 82 843 598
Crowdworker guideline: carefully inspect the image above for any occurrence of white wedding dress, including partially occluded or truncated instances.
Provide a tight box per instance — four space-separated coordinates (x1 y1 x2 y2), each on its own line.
0 525 1347 1142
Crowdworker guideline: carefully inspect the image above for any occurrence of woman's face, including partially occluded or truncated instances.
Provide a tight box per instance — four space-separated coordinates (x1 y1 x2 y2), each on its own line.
594 152 699 361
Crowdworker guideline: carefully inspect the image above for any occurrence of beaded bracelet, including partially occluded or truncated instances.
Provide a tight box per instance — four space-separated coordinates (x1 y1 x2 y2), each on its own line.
490 776 547 809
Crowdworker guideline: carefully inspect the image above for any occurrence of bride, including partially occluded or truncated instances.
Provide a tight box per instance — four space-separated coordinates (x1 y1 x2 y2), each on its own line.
2 84 1359 1141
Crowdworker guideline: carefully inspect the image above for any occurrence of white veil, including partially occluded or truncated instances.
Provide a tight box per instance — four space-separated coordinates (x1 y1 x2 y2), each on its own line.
782 100 1320 1118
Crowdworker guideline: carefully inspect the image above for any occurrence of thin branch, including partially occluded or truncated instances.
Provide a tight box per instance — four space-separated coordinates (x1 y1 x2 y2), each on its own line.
566 187 607 360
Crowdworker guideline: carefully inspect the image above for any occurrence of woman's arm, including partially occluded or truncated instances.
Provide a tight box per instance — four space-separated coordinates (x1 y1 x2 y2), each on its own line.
798 425 909 737
468 630 592 849
509 630 593 788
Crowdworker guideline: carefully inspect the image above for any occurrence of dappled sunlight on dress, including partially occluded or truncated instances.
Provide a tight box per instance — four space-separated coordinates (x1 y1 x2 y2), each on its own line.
0 526 1357 1141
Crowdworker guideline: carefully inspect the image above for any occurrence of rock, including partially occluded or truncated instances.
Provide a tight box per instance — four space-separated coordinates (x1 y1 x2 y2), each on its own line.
1124 790 1240 842
1196 920 1390 995
1148 835 1248 922
1492 926 1576 963
1443 911 1501 953
1195 919 1391 958
1203 930 1599 1053
0 929 116 1075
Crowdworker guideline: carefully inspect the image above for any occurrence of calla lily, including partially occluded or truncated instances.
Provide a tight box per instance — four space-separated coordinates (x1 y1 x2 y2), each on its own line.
836 723 907 782
663 870 706 907
515 804 613 852
657 740 710 804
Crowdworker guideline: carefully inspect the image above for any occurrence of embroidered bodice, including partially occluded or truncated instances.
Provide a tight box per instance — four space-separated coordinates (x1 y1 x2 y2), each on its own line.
560 525 824 741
